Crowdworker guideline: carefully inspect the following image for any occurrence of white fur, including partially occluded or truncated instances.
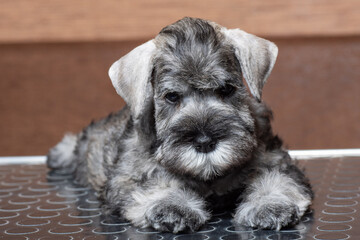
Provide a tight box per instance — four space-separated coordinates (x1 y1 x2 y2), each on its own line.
177 140 236 179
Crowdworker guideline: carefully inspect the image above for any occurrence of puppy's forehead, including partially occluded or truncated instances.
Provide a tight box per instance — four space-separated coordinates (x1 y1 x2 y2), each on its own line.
154 18 242 91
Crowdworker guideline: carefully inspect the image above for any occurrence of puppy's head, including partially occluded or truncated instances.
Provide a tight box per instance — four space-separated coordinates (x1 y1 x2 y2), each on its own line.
109 17 278 180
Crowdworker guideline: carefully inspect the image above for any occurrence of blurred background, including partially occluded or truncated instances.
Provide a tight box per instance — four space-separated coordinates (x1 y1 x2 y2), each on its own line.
0 0 359 156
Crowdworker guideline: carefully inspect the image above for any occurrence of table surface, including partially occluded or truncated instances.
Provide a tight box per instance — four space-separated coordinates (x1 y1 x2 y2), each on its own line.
1 156 360 240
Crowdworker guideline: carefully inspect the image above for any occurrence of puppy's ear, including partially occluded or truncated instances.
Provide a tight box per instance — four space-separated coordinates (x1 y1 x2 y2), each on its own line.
223 29 278 100
108 40 156 119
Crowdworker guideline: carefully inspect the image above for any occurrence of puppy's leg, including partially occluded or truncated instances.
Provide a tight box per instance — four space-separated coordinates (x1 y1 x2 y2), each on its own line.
47 133 77 169
234 152 312 230
102 172 210 233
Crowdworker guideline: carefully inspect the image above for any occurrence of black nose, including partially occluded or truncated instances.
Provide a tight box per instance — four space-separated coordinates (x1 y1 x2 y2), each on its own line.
193 134 217 153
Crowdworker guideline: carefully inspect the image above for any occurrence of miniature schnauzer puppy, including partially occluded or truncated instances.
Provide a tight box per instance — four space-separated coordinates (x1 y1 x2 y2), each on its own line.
47 17 312 232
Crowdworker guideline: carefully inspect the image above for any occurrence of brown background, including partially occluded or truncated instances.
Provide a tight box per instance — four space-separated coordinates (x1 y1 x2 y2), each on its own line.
0 0 359 156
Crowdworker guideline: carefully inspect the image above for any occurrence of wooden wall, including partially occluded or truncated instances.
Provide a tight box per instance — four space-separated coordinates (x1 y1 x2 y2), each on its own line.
1 1 359 155
1 0 360 43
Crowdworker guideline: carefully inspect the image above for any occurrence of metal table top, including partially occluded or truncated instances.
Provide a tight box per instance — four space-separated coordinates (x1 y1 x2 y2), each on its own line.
1 155 360 239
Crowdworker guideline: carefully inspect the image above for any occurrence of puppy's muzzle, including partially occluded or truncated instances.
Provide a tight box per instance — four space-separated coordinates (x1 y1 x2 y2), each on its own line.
193 133 217 153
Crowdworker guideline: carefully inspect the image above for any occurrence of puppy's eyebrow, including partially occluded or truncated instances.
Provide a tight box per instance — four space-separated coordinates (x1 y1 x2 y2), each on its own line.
192 75 241 90
157 80 188 96
225 77 243 87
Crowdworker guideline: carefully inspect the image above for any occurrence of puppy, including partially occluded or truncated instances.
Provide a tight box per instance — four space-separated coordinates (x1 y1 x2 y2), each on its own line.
47 17 312 233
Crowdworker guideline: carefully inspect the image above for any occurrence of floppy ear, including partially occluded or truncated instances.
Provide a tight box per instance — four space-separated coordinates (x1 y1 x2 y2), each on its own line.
108 40 157 119
222 29 278 101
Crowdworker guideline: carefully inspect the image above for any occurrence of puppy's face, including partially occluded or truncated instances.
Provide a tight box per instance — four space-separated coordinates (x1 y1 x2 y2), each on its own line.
152 25 257 180
109 17 278 181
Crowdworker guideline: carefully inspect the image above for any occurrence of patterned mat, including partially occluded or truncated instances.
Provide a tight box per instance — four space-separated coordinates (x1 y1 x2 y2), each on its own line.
1 157 359 239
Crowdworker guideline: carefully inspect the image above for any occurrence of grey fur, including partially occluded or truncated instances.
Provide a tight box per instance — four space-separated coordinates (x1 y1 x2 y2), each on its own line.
47 17 312 233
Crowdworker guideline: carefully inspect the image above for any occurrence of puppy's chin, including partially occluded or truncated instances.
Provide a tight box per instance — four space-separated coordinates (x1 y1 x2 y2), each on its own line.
155 140 252 181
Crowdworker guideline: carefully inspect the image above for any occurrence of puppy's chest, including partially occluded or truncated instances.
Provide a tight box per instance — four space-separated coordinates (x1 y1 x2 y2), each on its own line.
192 172 247 209
204 178 246 211
208 170 247 194
207 179 244 197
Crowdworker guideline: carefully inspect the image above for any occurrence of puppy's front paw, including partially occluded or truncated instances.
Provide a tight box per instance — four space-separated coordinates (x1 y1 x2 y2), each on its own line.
234 201 301 230
145 203 209 233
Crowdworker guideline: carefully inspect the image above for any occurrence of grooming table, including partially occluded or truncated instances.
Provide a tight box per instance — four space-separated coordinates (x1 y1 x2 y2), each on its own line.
1 150 360 240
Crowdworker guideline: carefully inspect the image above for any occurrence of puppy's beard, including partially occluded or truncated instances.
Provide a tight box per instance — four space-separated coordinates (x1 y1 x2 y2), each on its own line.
155 139 246 180
181 141 234 178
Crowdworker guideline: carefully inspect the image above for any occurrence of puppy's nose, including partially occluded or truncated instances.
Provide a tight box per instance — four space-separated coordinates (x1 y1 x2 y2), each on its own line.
194 134 217 153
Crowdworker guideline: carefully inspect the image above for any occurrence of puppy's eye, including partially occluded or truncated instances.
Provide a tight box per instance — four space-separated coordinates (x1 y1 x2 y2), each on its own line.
216 84 236 98
165 92 181 104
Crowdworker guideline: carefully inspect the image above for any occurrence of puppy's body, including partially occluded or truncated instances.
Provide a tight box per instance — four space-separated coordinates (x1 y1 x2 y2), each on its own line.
48 17 312 232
